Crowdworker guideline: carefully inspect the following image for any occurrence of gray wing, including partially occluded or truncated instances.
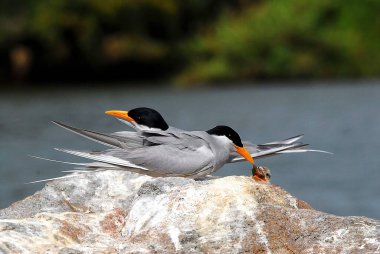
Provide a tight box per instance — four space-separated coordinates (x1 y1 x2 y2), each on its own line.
55 131 214 176
55 145 213 176
109 144 214 175
262 135 304 145
53 121 145 148
53 121 122 148
53 121 195 150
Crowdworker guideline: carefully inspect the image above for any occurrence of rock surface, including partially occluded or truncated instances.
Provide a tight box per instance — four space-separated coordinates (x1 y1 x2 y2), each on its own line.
0 170 379 253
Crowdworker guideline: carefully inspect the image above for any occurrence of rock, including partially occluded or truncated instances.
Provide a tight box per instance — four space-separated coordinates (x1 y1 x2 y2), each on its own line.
0 170 379 253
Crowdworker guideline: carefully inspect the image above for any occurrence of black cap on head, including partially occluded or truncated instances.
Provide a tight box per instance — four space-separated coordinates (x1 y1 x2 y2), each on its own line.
128 107 169 130
206 125 244 147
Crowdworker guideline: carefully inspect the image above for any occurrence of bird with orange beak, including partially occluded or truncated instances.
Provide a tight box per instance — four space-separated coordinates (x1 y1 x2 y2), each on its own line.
52 123 254 179
103 108 328 163
41 107 328 181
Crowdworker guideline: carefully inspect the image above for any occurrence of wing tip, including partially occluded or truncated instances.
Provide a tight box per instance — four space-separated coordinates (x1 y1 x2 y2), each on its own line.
25 175 75 184
51 120 63 126
314 150 334 155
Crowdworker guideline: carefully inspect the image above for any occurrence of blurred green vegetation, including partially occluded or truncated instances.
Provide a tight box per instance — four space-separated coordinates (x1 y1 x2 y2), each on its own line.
0 0 379 85
177 0 380 84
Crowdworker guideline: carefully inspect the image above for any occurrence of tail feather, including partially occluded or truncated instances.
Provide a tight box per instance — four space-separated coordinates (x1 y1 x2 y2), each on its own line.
26 173 82 184
263 134 304 145
52 121 143 149
230 143 298 163
54 148 149 170
61 170 92 173
52 121 122 148
231 134 330 163
29 155 122 168
29 155 90 166
28 155 121 183
278 149 333 154
29 151 166 183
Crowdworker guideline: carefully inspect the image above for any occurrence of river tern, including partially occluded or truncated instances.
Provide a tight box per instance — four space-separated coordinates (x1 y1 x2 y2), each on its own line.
104 107 330 161
49 107 328 165
33 125 254 182
30 107 329 183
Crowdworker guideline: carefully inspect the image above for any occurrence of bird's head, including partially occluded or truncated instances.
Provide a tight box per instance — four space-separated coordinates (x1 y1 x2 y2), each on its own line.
206 125 254 164
105 107 169 131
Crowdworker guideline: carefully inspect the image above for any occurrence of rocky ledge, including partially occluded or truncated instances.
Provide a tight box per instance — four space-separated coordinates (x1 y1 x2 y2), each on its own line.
0 171 379 253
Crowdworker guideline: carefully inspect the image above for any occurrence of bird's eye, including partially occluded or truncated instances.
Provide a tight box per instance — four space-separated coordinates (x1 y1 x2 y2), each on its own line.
266 173 271 179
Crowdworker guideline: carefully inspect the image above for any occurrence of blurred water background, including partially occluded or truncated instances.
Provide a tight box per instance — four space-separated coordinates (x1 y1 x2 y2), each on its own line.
1 80 380 219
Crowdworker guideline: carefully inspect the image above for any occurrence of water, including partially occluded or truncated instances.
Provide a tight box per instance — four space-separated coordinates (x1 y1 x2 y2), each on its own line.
1 81 380 219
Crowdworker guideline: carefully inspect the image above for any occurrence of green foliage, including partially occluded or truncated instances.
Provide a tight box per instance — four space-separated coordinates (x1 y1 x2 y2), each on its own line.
0 0 379 84
26 0 180 62
177 0 380 84
0 0 237 83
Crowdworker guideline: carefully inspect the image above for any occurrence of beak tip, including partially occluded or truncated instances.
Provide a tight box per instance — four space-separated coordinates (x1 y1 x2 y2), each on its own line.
235 146 254 164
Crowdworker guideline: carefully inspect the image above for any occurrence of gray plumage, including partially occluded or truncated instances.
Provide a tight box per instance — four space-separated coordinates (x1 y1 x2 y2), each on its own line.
30 121 330 183
53 127 234 179
52 121 329 163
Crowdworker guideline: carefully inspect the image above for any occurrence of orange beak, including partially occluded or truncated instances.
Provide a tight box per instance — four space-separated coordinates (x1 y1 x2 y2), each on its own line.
235 146 254 164
105 110 135 122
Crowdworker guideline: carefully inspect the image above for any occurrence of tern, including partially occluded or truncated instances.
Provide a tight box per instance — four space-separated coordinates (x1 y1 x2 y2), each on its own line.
104 107 330 161
30 108 329 183
51 108 328 165
33 125 254 182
